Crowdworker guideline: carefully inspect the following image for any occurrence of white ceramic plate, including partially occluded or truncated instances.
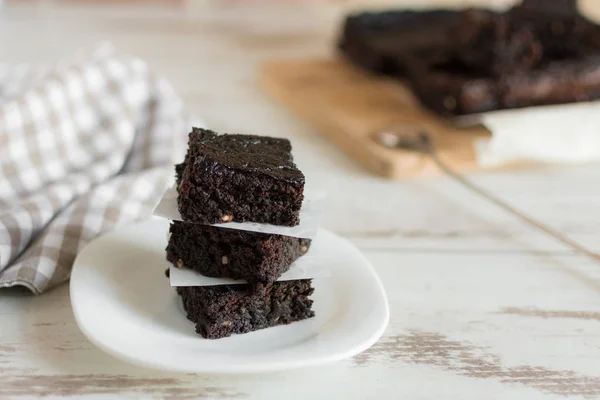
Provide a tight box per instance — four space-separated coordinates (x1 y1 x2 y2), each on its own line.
70 218 389 373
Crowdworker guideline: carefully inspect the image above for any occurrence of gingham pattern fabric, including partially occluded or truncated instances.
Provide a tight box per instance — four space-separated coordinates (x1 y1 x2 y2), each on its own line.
0 43 190 294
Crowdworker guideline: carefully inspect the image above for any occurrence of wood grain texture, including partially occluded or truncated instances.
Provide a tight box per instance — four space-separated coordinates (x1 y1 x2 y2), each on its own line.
0 375 242 399
355 332 600 398
261 59 493 179
1 1 600 399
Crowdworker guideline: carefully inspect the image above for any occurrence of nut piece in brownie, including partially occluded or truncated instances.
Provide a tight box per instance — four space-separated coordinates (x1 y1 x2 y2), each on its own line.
177 128 305 226
177 280 314 339
166 221 311 284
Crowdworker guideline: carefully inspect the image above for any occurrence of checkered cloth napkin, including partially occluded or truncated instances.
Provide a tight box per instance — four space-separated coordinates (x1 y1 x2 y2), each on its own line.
0 43 190 294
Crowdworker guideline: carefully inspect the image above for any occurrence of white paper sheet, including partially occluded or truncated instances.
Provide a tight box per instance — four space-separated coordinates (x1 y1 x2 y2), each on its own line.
459 101 600 167
153 186 325 239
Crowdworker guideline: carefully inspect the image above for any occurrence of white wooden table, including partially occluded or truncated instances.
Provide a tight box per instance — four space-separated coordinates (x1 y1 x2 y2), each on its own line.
1 2 600 399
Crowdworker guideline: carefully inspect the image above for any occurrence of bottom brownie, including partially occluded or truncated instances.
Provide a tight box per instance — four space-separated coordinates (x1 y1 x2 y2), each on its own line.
177 280 314 339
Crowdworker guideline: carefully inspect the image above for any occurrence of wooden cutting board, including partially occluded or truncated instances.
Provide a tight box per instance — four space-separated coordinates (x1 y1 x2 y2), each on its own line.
260 59 496 179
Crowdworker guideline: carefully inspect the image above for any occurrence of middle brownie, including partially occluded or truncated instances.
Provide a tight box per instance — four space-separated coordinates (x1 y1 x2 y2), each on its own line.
166 221 311 284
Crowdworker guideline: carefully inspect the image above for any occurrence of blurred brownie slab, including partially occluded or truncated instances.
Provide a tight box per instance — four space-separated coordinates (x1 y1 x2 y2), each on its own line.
519 0 578 15
166 221 311 284
408 54 600 116
338 9 461 76
338 4 600 116
339 4 600 77
457 5 600 74
177 280 314 339
177 128 305 226
508 5 600 62
454 9 543 76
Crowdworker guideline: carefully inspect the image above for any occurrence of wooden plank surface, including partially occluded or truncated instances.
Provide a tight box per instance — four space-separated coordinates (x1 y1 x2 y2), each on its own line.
2 250 600 399
1 1 600 399
261 59 492 179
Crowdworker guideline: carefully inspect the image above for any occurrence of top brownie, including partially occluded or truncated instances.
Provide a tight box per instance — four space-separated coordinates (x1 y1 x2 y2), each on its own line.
177 128 305 226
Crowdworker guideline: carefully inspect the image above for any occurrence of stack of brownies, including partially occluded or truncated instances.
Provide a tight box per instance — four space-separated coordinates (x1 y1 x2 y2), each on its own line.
164 128 316 339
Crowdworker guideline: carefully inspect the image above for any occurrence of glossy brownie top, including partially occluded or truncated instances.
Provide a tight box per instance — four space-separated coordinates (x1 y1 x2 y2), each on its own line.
187 127 304 183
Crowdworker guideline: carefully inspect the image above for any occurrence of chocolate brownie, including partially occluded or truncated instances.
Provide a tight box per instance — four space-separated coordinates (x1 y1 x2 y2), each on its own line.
339 5 600 116
407 54 600 116
507 5 600 61
338 10 461 76
340 6 600 74
456 4 600 74
454 9 546 76
177 128 305 226
519 0 578 15
177 280 314 339
166 221 311 284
